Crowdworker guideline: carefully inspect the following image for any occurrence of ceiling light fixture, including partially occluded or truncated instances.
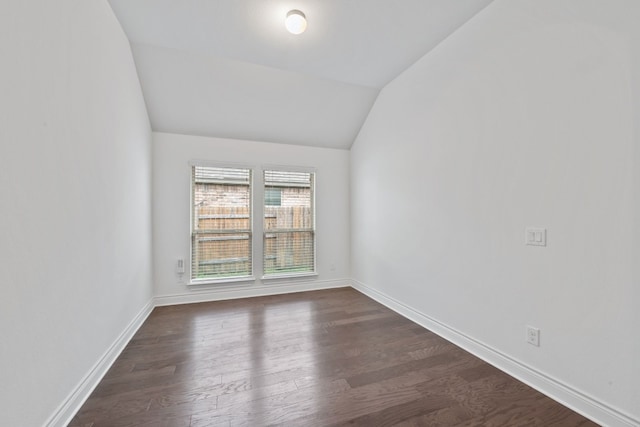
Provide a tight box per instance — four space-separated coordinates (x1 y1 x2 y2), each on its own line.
285 10 307 35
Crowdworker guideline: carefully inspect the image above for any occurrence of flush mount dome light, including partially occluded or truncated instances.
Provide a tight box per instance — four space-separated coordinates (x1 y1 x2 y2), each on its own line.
285 9 307 34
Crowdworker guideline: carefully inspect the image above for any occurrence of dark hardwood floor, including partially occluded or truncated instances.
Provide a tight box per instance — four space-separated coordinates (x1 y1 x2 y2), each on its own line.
70 288 598 426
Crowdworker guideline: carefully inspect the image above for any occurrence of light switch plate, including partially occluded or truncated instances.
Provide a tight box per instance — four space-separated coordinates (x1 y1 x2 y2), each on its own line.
525 227 546 246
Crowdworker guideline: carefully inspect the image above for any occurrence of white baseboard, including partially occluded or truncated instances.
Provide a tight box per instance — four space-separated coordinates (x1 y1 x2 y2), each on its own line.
350 279 639 427
45 299 155 427
154 278 350 306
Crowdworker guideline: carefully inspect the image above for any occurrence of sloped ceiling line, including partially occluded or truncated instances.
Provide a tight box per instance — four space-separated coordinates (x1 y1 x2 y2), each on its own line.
108 0 494 149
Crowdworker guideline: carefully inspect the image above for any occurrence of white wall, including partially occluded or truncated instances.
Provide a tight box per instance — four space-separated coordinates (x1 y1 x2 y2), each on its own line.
351 0 640 425
153 132 350 303
0 1 153 426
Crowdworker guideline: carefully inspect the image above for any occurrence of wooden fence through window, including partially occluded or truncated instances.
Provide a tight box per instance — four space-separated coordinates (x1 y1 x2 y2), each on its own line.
193 206 313 278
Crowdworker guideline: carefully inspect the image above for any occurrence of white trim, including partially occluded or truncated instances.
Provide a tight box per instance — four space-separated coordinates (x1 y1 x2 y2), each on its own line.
189 275 256 286
350 279 640 427
260 164 317 174
155 278 349 306
261 272 318 280
188 159 258 170
45 299 154 427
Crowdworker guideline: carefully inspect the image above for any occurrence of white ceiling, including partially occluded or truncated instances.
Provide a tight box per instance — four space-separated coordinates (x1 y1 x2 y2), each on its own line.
108 0 494 149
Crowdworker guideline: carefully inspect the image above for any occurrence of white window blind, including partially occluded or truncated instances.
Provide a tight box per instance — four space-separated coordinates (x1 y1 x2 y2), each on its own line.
263 170 315 277
191 166 252 281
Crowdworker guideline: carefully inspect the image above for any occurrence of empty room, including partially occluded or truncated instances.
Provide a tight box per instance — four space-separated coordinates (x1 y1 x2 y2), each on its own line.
1 0 639 426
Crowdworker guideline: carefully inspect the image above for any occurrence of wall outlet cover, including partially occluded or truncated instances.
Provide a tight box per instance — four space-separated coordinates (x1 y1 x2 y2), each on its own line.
527 326 540 347
525 228 546 247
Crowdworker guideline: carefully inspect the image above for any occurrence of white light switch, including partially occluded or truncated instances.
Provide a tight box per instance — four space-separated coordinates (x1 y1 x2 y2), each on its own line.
525 227 546 246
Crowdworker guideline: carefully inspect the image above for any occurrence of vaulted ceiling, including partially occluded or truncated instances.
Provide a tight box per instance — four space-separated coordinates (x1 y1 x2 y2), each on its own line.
108 0 494 149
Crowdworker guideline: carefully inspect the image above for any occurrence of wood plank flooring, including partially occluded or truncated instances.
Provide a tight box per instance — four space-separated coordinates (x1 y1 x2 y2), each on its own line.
70 288 598 426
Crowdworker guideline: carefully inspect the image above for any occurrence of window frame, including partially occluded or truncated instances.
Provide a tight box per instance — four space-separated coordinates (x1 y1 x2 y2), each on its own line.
189 161 256 285
261 167 317 280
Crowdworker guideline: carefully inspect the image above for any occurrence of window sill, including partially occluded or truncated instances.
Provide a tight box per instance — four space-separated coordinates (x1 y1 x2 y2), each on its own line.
261 272 318 281
189 276 256 286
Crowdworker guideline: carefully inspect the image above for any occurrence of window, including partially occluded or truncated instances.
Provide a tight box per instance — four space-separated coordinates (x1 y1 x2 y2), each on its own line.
264 187 282 206
263 170 315 277
191 166 252 282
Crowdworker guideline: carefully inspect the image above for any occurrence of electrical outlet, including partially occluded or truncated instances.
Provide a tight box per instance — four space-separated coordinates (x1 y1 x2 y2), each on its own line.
525 227 546 246
526 326 540 347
